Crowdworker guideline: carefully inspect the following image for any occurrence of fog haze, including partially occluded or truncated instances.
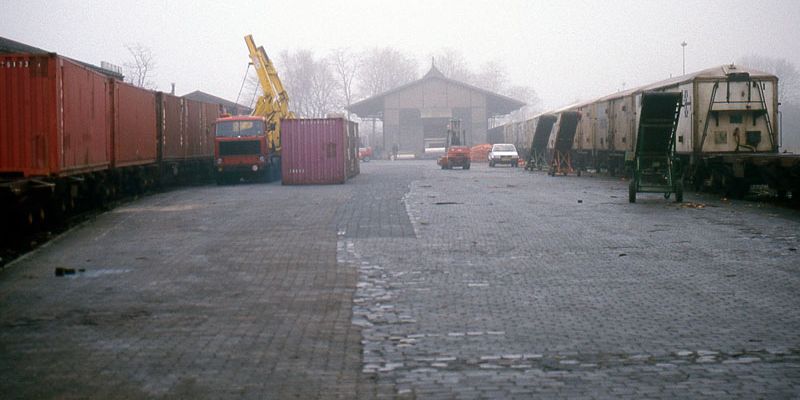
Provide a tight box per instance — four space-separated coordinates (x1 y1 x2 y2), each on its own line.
3 0 799 109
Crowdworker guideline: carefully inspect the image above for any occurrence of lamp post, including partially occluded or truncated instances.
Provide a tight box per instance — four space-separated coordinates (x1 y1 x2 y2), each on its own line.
681 41 687 75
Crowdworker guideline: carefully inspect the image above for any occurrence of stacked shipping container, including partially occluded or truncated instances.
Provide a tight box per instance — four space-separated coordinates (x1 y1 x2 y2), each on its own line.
0 54 112 177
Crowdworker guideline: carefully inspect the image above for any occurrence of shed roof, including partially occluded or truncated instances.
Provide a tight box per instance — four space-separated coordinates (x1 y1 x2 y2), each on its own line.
347 65 525 117
183 90 253 115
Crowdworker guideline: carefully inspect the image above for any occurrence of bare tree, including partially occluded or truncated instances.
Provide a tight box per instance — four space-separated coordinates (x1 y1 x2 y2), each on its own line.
309 60 342 117
278 49 341 118
123 43 157 89
472 61 507 93
357 47 418 98
328 48 360 115
429 48 473 82
505 85 540 111
737 55 799 104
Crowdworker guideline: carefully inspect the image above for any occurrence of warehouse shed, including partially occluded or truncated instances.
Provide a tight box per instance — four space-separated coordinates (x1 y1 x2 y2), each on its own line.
347 64 525 157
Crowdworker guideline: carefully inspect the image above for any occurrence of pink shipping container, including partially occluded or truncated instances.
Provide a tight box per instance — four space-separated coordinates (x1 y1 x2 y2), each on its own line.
281 118 360 185
113 82 157 167
0 53 112 177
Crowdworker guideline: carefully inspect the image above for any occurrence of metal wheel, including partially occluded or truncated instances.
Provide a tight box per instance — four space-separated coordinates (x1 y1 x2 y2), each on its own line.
675 181 684 203
628 180 636 203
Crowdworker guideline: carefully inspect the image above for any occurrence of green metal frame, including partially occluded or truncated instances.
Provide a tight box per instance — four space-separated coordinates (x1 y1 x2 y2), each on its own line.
628 92 684 203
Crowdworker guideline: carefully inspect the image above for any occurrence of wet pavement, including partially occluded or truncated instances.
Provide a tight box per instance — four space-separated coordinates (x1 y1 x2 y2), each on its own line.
1 160 799 399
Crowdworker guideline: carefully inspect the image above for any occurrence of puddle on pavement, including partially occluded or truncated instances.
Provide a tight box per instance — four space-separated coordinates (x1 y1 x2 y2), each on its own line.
55 267 131 278
114 204 203 213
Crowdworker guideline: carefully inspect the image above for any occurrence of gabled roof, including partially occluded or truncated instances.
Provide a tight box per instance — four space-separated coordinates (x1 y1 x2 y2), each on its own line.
347 65 525 117
183 90 252 115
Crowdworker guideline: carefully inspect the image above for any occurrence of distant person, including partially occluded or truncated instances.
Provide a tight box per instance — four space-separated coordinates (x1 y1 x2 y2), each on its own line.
391 143 399 160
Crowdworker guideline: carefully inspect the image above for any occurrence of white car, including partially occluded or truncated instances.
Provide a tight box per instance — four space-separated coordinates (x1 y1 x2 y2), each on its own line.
488 143 519 167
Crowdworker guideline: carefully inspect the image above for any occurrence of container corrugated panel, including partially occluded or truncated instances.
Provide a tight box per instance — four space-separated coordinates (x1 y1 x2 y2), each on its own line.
113 82 157 167
200 102 220 158
0 54 111 177
281 118 360 185
160 93 185 161
346 120 360 178
184 99 204 159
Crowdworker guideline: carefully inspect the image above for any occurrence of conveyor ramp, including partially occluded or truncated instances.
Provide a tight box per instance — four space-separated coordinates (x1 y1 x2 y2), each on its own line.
525 114 557 171
628 92 683 203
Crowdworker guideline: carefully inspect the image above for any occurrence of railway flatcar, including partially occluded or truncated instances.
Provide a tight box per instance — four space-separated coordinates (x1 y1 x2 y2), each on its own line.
0 51 222 235
511 64 798 199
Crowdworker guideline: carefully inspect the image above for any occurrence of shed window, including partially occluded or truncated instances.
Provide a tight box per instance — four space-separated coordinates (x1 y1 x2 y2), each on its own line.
714 131 728 144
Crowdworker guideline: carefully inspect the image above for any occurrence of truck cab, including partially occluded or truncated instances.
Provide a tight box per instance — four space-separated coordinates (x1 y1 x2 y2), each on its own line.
214 115 273 184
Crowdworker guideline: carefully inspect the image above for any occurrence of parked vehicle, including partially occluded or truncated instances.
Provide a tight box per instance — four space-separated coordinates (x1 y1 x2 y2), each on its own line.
488 144 519 167
213 34 294 184
213 116 272 183
359 146 373 162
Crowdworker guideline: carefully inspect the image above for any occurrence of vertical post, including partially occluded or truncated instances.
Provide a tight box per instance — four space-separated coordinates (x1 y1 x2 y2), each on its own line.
681 41 687 75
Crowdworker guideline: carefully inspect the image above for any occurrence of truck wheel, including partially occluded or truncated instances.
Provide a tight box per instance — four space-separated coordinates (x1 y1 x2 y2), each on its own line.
215 174 226 185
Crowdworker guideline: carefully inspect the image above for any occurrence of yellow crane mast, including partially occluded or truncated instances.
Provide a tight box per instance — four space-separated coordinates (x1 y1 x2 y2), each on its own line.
244 34 295 154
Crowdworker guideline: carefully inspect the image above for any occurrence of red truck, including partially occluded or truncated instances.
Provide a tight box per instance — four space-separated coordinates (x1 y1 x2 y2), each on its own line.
213 115 277 184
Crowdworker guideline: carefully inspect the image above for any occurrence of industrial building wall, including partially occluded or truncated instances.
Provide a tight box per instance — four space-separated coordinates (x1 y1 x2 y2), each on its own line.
380 79 491 156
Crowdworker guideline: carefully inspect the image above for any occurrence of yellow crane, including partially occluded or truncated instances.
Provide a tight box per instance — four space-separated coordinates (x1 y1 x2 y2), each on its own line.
244 34 295 154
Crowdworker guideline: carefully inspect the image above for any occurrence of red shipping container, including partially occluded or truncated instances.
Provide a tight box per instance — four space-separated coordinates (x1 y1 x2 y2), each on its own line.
184 99 205 159
158 93 186 161
281 118 360 185
201 102 220 158
113 82 157 167
0 54 111 177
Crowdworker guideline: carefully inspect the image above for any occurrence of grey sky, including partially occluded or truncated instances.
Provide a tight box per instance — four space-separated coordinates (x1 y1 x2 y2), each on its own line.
3 0 799 110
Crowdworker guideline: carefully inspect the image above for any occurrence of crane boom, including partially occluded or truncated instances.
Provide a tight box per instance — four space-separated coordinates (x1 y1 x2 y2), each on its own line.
244 34 294 153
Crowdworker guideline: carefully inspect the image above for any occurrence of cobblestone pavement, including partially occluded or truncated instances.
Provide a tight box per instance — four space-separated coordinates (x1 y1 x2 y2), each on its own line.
0 178 382 399
344 161 800 398
1 160 799 399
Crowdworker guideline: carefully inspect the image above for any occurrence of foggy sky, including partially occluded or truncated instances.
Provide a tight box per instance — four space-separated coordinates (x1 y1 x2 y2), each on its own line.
2 0 799 111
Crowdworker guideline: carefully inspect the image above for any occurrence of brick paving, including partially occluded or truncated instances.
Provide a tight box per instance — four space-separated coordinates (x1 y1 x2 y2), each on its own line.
0 181 375 399
1 160 799 399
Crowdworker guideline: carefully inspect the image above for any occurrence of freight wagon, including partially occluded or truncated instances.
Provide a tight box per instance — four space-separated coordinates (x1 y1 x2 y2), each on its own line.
507 65 799 200
0 52 221 235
